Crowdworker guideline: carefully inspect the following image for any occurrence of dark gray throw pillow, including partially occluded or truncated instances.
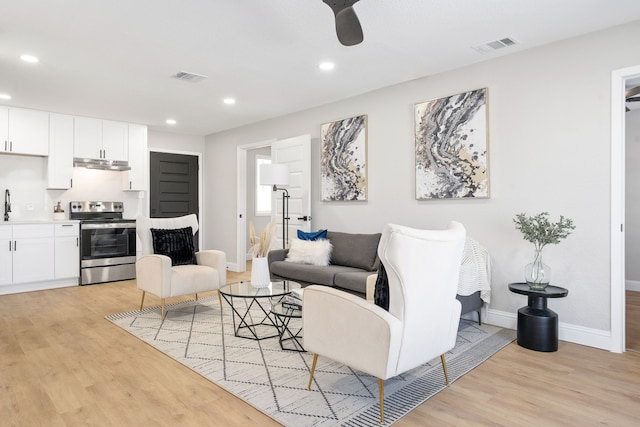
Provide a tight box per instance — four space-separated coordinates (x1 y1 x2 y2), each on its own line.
150 226 197 266
374 262 389 311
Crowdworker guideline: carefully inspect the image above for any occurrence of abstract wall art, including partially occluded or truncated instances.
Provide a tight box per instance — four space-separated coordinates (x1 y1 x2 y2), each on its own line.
415 88 489 199
321 114 368 201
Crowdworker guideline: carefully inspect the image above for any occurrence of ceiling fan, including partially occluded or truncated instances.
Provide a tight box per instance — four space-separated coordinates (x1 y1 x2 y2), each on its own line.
322 0 364 46
626 86 640 112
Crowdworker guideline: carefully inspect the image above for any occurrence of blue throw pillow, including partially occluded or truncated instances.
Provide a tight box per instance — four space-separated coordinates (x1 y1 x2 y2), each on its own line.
297 229 328 241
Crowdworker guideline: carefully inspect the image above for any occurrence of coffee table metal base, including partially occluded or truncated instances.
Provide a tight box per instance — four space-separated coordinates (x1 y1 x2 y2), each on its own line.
222 295 279 340
274 312 304 352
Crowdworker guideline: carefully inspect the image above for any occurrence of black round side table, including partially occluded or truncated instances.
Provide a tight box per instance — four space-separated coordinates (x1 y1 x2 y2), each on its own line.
508 283 568 352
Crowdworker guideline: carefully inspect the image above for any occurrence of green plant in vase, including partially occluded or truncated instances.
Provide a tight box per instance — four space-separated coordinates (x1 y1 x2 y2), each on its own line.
513 212 575 290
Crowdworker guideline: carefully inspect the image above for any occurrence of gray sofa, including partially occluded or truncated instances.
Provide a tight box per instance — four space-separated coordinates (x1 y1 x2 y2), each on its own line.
268 231 381 296
268 230 485 323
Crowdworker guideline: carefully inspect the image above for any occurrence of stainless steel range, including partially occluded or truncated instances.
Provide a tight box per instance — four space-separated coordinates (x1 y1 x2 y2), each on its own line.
70 201 136 285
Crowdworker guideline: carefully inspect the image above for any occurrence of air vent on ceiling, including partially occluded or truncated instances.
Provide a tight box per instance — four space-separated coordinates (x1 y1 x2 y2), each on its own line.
172 71 208 83
472 37 518 54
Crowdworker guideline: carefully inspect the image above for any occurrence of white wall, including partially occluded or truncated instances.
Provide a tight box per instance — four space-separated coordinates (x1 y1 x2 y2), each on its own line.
203 20 640 347
625 109 640 283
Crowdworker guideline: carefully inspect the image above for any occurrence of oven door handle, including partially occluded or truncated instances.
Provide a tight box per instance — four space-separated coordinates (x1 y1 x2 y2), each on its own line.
81 222 136 230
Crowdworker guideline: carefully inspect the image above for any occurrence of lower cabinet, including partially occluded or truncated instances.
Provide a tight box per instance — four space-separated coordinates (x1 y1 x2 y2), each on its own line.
12 224 55 284
0 222 79 289
54 223 79 279
0 226 12 286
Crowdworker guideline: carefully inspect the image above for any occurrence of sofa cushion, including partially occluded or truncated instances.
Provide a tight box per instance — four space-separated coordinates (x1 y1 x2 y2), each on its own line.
328 231 381 271
297 229 328 241
270 262 362 287
333 271 374 294
150 226 197 266
285 239 332 265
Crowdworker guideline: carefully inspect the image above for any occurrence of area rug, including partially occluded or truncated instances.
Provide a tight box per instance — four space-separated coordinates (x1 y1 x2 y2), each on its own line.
106 297 514 426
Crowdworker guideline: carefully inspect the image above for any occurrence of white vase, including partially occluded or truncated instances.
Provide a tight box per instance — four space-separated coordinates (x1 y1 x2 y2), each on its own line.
251 257 271 288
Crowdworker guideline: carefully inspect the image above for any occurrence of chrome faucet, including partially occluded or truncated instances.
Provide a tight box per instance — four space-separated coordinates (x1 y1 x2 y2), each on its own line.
4 189 10 222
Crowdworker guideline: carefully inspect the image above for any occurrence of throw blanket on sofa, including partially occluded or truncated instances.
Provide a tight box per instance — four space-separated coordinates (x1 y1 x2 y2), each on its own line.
458 237 491 303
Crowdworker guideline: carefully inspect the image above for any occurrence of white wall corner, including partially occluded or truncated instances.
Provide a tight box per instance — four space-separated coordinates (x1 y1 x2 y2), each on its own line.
226 261 241 273
485 308 612 351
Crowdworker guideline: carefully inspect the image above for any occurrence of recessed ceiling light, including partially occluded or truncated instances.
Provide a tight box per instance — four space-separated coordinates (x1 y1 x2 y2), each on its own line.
319 61 335 71
166 119 177 125
223 98 236 105
20 54 39 63
0 94 11 100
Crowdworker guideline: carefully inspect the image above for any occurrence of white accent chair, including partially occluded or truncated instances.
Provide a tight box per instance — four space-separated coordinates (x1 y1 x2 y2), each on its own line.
136 214 227 317
303 222 466 424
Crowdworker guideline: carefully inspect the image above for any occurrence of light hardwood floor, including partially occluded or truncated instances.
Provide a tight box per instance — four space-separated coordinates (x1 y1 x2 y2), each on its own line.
627 290 640 352
1 274 639 426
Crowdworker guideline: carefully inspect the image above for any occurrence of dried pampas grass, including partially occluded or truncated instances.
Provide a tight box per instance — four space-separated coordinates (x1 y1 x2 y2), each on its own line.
249 219 276 258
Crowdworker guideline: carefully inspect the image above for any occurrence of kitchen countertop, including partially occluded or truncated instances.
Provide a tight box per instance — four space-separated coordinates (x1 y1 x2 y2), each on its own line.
0 219 79 225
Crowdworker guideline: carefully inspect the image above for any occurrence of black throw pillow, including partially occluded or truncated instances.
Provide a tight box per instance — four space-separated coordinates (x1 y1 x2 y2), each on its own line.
374 262 389 311
150 226 197 266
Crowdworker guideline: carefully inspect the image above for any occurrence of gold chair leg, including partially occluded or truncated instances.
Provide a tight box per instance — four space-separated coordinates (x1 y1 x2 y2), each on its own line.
378 378 385 424
307 354 318 390
195 293 198 301
161 298 166 318
217 291 223 308
139 291 146 311
441 354 450 385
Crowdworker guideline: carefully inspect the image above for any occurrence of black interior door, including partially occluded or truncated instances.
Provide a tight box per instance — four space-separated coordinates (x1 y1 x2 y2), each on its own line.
149 152 199 247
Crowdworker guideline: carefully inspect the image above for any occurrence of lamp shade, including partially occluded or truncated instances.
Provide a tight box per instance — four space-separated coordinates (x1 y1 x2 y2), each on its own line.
260 163 289 186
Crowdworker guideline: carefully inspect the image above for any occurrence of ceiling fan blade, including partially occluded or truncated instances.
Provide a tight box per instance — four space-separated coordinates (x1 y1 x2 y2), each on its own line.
322 0 363 46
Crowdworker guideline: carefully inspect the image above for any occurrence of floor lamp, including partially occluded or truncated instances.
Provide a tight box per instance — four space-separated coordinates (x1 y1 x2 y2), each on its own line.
260 163 290 249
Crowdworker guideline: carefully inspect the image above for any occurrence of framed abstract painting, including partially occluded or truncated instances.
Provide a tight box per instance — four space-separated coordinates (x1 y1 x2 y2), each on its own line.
414 88 489 199
320 114 368 201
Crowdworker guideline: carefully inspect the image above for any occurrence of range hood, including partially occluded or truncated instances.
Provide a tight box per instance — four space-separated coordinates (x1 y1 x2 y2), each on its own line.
73 158 131 171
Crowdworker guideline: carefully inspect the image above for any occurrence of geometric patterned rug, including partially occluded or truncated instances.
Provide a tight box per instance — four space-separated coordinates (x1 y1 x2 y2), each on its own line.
106 296 515 426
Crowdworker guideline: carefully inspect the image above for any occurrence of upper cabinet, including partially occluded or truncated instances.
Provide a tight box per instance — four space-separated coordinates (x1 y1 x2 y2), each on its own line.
0 106 49 156
47 114 75 189
123 123 148 191
74 117 128 162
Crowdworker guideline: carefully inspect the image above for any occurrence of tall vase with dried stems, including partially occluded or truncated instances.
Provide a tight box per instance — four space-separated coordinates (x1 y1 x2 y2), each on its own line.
249 220 276 288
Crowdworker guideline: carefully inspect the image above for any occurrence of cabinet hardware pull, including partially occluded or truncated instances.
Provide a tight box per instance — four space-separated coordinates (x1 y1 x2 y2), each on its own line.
70 178 73 187
13 241 16 251
9 141 12 151
129 181 132 190
62 224 73 227
76 237 79 247
8 241 10 251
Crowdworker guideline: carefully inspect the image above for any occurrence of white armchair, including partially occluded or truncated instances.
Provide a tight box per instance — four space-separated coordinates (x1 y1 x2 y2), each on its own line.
136 214 227 317
303 222 466 424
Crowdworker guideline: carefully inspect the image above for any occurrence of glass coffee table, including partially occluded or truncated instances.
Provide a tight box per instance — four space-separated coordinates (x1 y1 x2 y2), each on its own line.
219 280 301 340
271 302 304 352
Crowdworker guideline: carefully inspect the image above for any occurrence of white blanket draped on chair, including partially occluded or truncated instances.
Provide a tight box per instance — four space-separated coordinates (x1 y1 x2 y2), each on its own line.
457 237 491 304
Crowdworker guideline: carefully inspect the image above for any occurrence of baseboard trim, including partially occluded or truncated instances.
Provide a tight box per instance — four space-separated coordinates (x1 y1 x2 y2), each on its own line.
485 308 611 351
626 280 640 292
226 262 242 273
0 278 78 295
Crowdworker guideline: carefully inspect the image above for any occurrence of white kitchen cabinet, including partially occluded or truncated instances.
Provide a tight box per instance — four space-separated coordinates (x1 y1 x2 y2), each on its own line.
0 106 49 156
47 113 75 189
0 226 12 286
11 224 55 284
74 117 128 162
123 123 148 191
54 223 79 279
102 120 128 162
74 116 102 159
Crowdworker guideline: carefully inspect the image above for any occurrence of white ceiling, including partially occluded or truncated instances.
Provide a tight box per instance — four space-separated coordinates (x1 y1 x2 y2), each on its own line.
2 0 640 135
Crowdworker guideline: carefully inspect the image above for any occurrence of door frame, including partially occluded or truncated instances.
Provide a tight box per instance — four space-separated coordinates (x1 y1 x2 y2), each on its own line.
236 139 276 272
611 64 640 353
148 148 204 250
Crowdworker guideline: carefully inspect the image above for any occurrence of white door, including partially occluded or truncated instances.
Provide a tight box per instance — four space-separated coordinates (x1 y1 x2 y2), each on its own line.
271 134 311 249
